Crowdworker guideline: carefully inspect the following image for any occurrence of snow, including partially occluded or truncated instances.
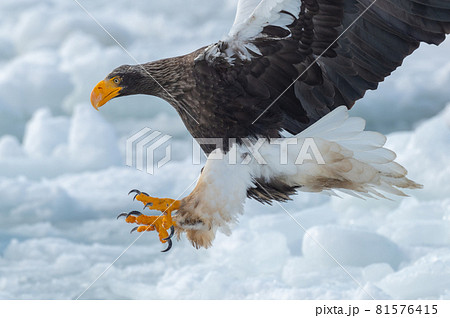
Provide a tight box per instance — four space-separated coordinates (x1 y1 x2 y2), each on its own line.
0 0 449 300
302 226 404 269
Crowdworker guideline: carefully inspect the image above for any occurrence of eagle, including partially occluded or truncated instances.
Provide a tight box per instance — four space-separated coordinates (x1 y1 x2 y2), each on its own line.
90 0 449 251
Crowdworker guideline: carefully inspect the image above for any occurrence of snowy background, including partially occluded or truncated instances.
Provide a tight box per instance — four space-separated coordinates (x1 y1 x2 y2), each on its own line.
0 0 450 300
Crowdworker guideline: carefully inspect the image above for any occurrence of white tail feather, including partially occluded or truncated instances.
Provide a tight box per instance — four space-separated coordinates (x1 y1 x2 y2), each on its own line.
294 106 422 198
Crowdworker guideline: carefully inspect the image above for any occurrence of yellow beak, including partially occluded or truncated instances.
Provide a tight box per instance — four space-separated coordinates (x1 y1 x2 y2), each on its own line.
90 79 122 110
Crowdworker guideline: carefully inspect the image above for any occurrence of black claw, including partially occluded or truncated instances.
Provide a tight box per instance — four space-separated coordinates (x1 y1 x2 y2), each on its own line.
117 211 142 219
144 202 153 210
162 226 175 241
128 189 141 201
127 211 142 217
116 212 128 219
128 189 140 195
141 192 149 197
130 226 139 234
161 238 172 252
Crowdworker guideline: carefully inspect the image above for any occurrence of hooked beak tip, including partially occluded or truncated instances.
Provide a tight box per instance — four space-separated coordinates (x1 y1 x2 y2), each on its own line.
90 79 121 111
90 82 103 110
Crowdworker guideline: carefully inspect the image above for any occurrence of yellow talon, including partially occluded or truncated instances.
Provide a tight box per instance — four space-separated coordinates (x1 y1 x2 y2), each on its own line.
135 193 180 213
136 225 154 232
121 191 180 248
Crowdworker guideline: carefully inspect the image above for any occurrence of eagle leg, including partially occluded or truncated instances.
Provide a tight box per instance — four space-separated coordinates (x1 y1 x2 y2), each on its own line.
117 190 181 252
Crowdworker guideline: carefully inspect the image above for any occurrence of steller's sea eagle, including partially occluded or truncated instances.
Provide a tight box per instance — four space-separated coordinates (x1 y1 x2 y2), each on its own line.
90 0 449 251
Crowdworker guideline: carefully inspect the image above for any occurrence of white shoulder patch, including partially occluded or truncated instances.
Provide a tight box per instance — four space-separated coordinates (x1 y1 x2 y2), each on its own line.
194 42 236 65
195 41 262 65
232 0 264 28
228 0 301 40
197 0 301 65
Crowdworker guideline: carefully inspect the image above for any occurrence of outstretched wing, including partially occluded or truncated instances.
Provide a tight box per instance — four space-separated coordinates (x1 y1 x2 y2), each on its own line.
196 0 450 135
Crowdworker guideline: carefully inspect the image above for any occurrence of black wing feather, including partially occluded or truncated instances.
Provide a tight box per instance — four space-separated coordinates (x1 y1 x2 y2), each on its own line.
200 0 450 136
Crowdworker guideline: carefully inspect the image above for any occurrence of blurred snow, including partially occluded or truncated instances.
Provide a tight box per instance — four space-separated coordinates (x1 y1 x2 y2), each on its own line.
0 0 449 300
